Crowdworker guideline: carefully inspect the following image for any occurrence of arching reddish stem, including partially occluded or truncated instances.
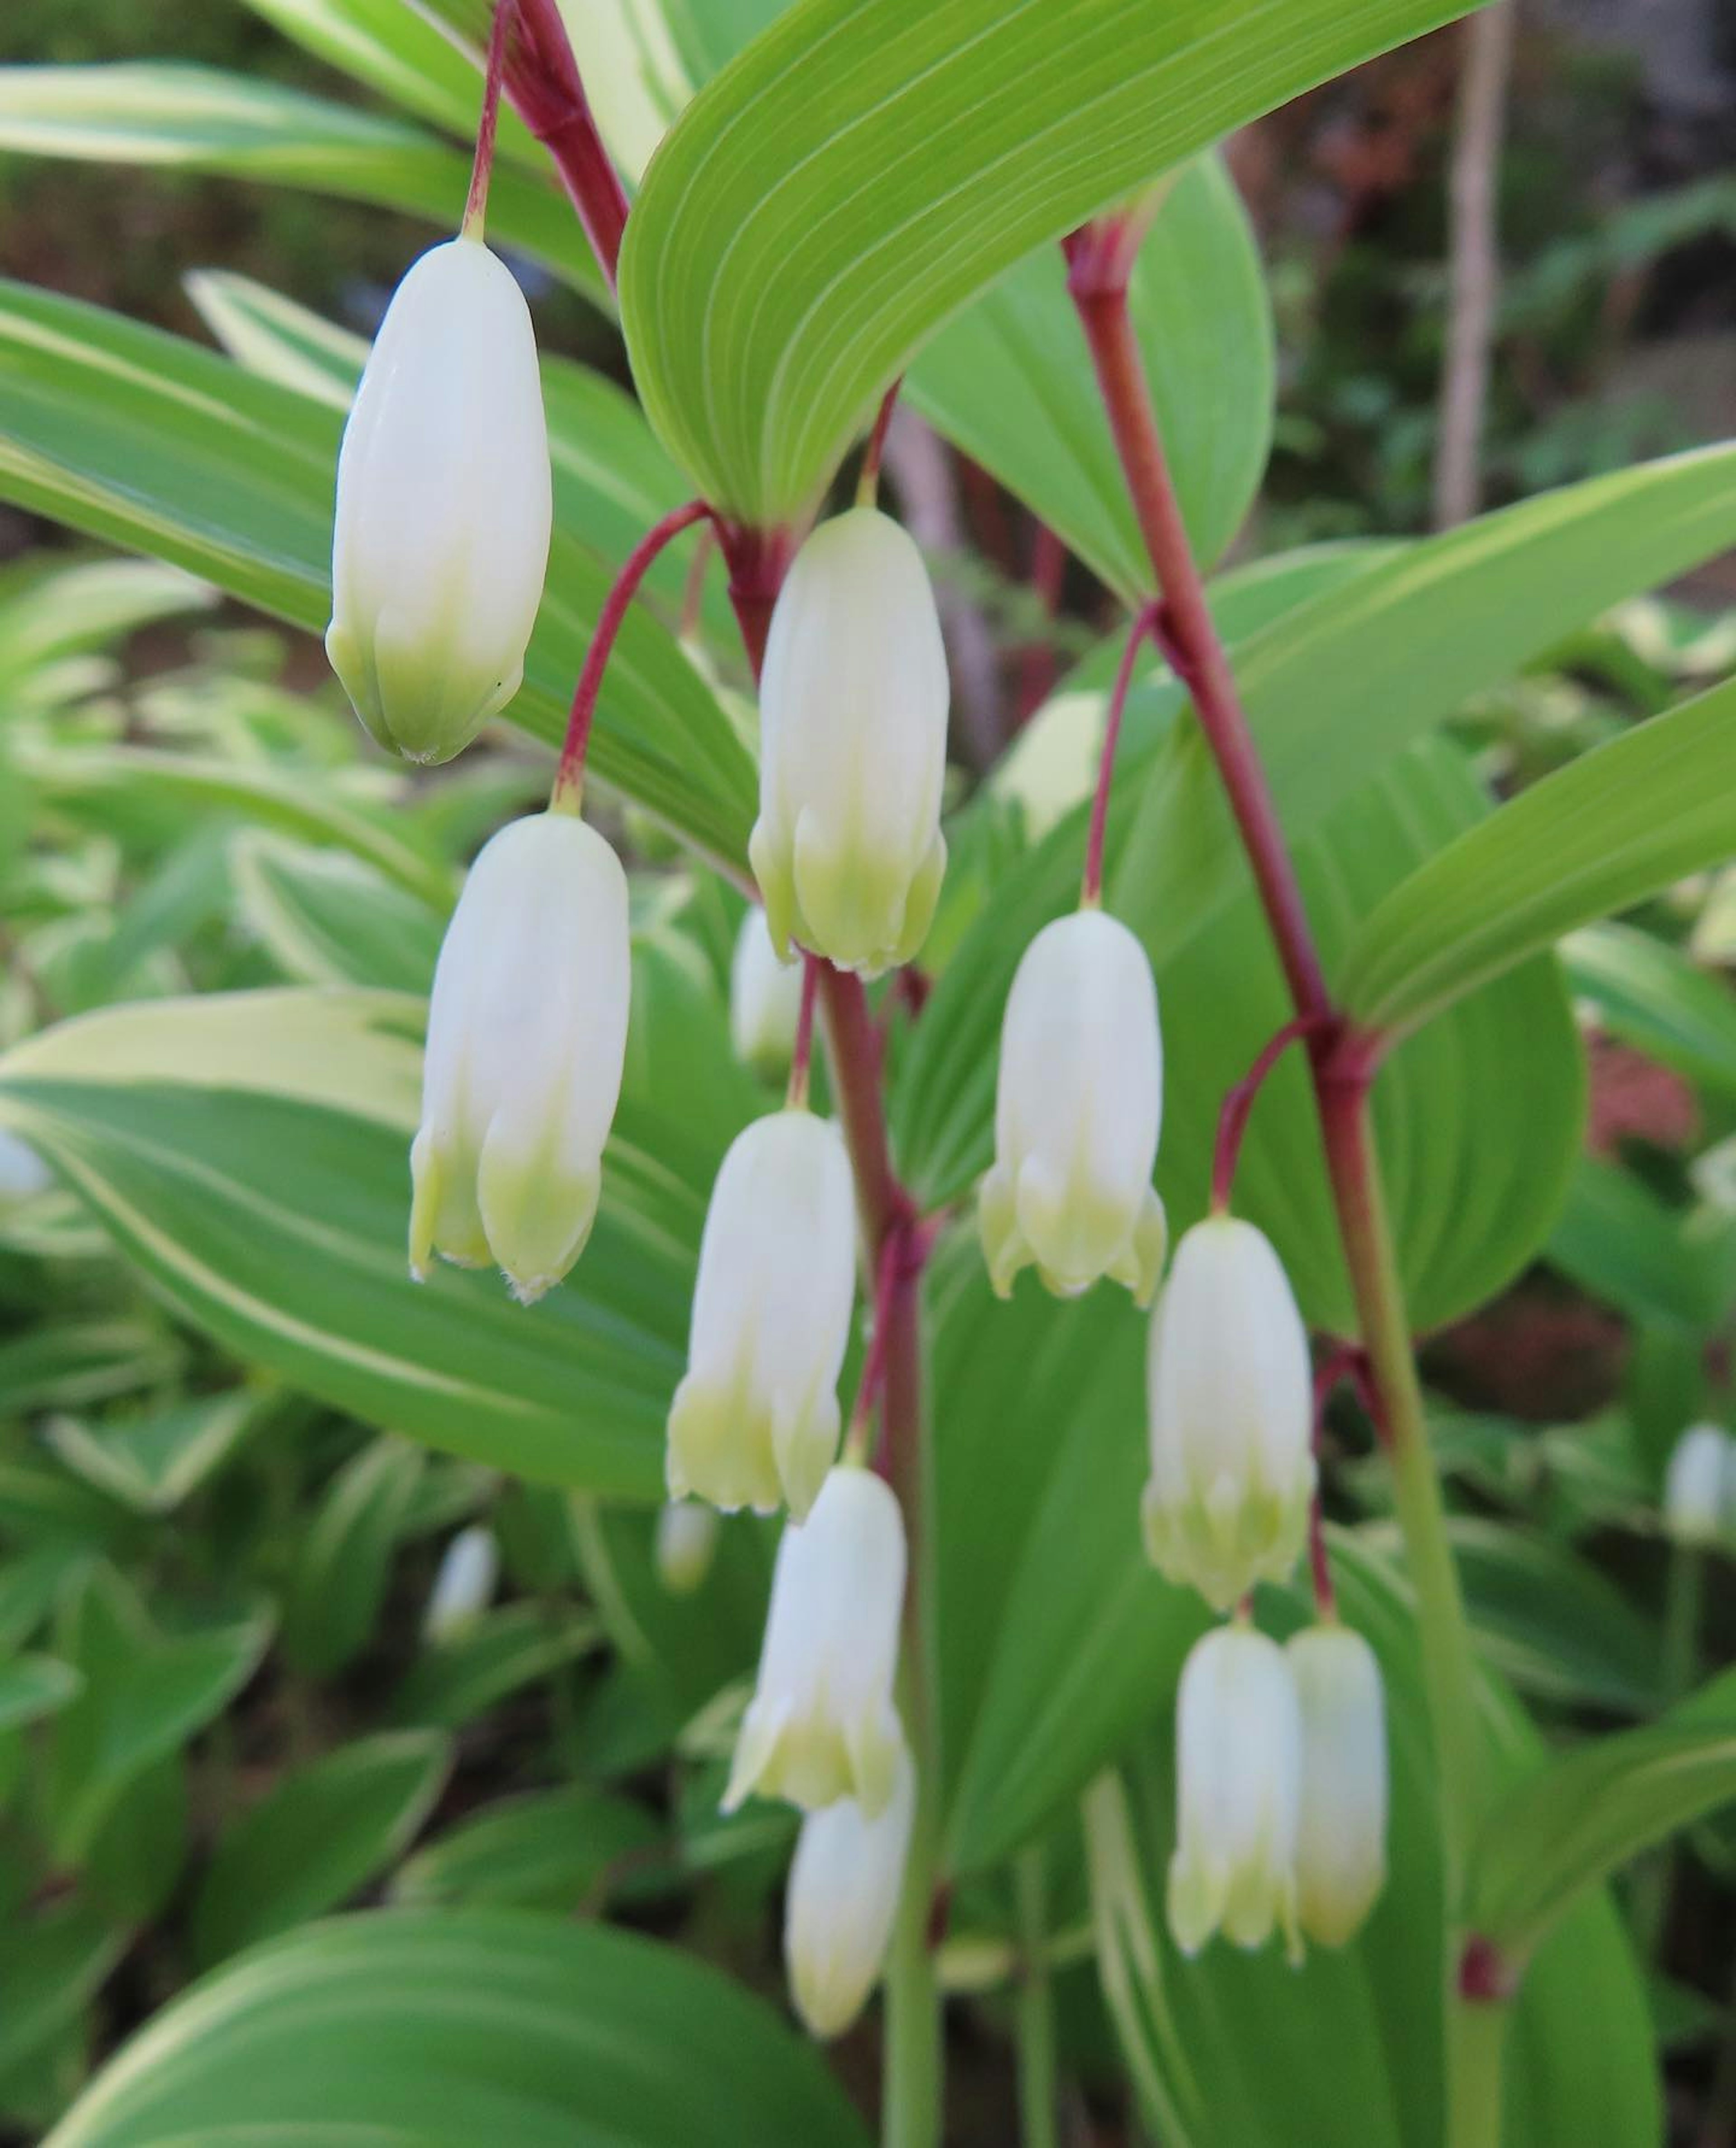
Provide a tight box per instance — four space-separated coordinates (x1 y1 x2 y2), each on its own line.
1211 1013 1336 1212
1081 601 1156 907
857 378 903 506
500 0 630 287
786 952 821 1111
461 0 515 237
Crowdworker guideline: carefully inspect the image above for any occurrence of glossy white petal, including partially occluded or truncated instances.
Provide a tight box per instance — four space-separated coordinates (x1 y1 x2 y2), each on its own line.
422 1524 500 1641
1142 1215 1316 1611
725 1464 906 1818
784 1749 916 2039
1288 1623 1388 1947
326 236 552 765
655 1499 721 1596
750 507 948 976
1167 1624 1302 1963
730 905 805 1077
667 1109 854 1519
410 811 630 1302
980 908 1166 1305
1664 1422 1733 1546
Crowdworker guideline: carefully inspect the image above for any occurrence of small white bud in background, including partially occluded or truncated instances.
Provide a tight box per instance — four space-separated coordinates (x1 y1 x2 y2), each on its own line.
730 906 805 1078
655 1499 721 1596
1664 1422 1734 1546
1167 1623 1303 1963
410 811 630 1304
979 908 1166 1305
422 1524 499 1642
784 1748 916 2039
1287 1623 1388 1947
725 1464 906 1818
667 1109 855 1521
326 236 552 766
0 1130 52 1206
750 507 949 977
1142 1215 1316 1611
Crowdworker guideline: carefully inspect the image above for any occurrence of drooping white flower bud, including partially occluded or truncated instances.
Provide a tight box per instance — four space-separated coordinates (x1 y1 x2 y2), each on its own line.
750 507 948 977
0 1130 52 1206
1287 1622 1387 1947
979 908 1166 1305
1167 1623 1303 1963
326 236 552 766
410 810 630 1303
1664 1422 1734 1547
725 1463 906 1818
730 905 805 1078
422 1524 500 1642
1142 1215 1316 1611
784 1748 915 2039
655 1498 721 1596
666 1108 855 1521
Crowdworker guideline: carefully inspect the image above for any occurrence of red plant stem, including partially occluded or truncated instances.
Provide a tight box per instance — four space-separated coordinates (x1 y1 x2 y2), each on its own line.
786 952 821 1110
1067 252 1331 1027
462 0 515 236
501 0 630 288
679 519 716 640
1211 1013 1335 1212
716 521 795 678
551 499 711 807
851 1227 906 1443
1081 601 1156 907
857 378 903 507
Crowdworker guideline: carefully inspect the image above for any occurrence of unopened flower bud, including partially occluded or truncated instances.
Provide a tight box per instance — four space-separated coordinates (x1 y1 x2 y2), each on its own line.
326 236 552 765
784 1748 915 2039
980 908 1166 1304
667 1109 855 1520
750 507 948 977
1665 1422 1734 1546
730 905 804 1077
410 811 630 1303
422 1524 499 1641
1168 1624 1302 1963
655 1498 721 1596
0 1130 52 1206
1288 1623 1387 1947
1142 1215 1316 1611
725 1464 906 1818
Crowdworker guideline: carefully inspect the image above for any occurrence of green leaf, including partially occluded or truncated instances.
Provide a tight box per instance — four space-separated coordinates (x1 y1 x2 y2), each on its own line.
0 990 723 1501
230 833 447 993
1341 677 1736 1036
619 0 1472 516
0 1653 83 1732
46 1910 870 2148
282 1437 426 1678
390 1603 599 1730
0 1899 126 2083
47 1566 271 1862
1469 1668 1736 1965
0 279 755 868
1565 922 1736 1103
0 1320 182 1418
1547 1158 1735 1328
905 155 1272 592
192 1731 453 1966
0 65 603 301
43 1390 270 1515
1086 1537 1661 2148
392 1784 662 1912
0 556 213 677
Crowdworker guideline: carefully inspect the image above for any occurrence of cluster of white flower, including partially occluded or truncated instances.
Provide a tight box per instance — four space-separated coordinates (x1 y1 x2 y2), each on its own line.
326 200 1387 2031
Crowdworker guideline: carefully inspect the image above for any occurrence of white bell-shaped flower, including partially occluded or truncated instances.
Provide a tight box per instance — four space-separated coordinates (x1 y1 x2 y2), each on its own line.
1142 1215 1316 1611
655 1499 721 1596
750 507 948 977
979 907 1166 1305
422 1524 499 1642
327 236 552 765
666 1108 855 1521
1167 1623 1303 1962
0 1130 52 1206
1288 1622 1388 1947
784 1748 916 2039
724 1463 906 1818
730 905 805 1078
1664 1422 1734 1546
410 810 630 1303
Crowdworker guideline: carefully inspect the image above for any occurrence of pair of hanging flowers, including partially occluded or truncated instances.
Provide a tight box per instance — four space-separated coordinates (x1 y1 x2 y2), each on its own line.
322 32 1388 2029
